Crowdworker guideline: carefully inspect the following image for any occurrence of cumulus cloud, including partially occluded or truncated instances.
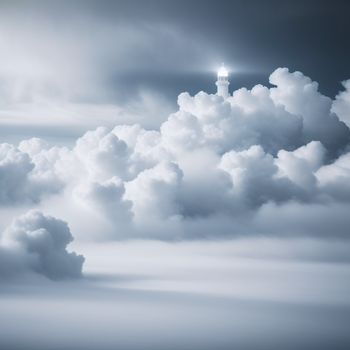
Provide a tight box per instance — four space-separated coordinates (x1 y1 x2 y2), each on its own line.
175 87 303 155
75 176 133 227
332 79 350 128
275 141 325 194
270 68 350 155
1 67 350 240
316 151 350 201
0 141 66 205
0 143 34 204
0 210 84 280
125 161 183 223
219 145 289 208
74 127 131 181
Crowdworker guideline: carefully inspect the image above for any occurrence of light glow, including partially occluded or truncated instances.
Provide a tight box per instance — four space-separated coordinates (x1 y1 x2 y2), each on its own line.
218 64 228 78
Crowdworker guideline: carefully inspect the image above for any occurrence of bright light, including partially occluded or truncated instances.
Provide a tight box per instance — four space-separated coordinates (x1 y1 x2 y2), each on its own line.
218 64 228 78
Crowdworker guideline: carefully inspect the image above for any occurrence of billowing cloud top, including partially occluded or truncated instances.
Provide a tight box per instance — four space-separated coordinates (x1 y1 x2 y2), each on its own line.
1 68 350 240
0 211 84 280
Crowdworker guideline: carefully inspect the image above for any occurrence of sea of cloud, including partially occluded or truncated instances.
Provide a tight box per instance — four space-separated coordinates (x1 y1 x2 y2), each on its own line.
1 67 350 280
1 238 350 350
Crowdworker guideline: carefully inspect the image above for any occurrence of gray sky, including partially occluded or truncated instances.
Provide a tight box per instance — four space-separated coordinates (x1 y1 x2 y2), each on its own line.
4 0 348 97
1 2 350 349
1 1 349 111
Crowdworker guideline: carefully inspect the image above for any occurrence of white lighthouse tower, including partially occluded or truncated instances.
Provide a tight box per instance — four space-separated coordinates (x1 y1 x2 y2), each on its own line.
216 64 229 98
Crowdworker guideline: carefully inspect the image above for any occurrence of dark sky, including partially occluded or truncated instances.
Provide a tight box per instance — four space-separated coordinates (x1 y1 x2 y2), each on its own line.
0 0 349 112
79 0 350 98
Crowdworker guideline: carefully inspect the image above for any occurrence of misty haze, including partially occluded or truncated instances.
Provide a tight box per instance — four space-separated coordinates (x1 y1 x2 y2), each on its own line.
1 1 350 350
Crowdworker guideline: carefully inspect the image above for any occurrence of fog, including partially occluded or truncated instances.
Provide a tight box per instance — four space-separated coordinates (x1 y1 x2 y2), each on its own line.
1 239 350 350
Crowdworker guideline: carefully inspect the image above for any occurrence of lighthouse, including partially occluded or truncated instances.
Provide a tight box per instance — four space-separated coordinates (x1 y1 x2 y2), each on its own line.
216 64 229 98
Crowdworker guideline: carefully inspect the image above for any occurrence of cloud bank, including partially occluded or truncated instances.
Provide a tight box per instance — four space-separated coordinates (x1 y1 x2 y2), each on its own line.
0 68 350 240
0 210 84 280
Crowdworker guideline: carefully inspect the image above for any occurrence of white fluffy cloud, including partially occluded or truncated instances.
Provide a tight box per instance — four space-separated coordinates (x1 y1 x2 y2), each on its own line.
1 68 350 240
0 210 84 280
125 161 183 223
332 79 350 128
75 176 133 227
270 68 350 155
0 141 65 204
0 143 34 204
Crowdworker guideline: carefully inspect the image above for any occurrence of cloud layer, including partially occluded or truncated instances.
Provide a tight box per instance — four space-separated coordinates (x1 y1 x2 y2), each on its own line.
0 68 350 240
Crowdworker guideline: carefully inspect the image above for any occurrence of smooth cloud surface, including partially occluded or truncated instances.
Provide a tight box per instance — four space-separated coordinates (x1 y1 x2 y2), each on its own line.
1 68 350 240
